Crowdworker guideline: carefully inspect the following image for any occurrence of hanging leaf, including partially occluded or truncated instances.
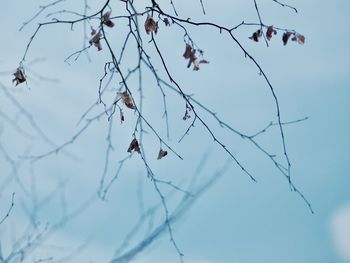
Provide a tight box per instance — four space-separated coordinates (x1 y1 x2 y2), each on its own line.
291 34 305 45
183 44 196 68
127 138 141 154
13 68 26 86
163 17 171 27
89 27 102 51
266 26 277 41
183 44 194 59
282 32 292 45
144 16 158 34
120 91 135 110
183 44 208 71
249 29 262 42
103 11 115 28
157 149 168 160
193 59 209 71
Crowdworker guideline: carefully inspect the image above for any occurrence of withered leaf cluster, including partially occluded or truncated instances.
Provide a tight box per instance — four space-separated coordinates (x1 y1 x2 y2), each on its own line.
144 16 158 34
183 44 209 71
13 68 26 86
249 26 305 46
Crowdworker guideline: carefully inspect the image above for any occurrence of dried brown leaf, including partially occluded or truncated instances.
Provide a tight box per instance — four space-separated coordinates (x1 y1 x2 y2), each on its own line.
103 11 115 28
89 27 102 51
183 44 193 59
266 26 277 41
127 138 141 154
249 29 262 42
291 34 305 45
157 149 168 160
120 91 135 110
282 32 292 46
13 68 26 86
144 16 158 34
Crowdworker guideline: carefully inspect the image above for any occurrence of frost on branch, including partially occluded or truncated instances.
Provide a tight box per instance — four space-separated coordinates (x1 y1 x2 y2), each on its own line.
13 68 26 86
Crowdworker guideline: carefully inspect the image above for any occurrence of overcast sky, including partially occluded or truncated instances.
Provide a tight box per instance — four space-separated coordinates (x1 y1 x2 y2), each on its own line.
0 1 349 263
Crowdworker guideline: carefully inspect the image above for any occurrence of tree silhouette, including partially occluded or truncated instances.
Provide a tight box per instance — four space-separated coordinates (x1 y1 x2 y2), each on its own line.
0 1 312 262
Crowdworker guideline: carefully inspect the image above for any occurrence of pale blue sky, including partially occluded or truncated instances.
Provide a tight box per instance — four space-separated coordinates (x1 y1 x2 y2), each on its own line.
0 1 349 263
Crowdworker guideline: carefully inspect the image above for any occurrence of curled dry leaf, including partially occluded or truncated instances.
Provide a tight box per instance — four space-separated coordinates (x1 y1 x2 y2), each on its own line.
183 44 195 60
89 27 102 51
249 29 262 42
13 68 26 86
120 91 135 110
127 138 141 154
157 149 168 160
282 32 293 45
144 16 158 34
291 34 305 45
183 44 196 68
103 11 114 28
266 26 277 41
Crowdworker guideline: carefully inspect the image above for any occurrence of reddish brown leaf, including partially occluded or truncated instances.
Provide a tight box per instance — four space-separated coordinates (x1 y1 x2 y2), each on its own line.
157 149 168 160
144 16 158 34
266 26 277 41
121 91 135 110
13 68 26 86
127 138 141 154
103 11 115 28
183 44 194 59
89 27 102 51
